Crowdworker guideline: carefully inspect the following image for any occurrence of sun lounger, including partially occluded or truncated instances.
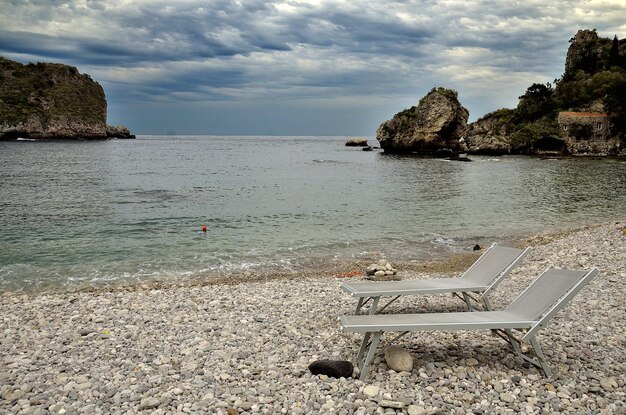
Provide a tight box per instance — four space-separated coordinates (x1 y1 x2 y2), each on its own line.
341 244 530 314
340 266 599 379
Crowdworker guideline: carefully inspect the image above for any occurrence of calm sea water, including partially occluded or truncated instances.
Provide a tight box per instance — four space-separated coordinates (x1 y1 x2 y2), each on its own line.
1 136 625 292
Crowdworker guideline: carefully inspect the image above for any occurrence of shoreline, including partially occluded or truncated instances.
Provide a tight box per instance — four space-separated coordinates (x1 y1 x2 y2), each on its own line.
1 220 624 413
1 220 618 298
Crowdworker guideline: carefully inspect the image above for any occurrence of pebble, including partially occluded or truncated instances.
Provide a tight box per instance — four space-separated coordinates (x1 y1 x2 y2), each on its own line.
363 385 380 398
139 397 160 410
0 222 624 414
500 392 516 403
378 400 405 409
407 405 427 415
465 358 478 366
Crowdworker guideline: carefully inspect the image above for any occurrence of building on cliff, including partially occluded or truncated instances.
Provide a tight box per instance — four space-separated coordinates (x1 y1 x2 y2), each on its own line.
557 112 610 141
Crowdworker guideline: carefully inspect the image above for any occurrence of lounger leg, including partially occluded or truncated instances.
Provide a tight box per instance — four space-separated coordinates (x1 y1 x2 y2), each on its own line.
359 332 382 381
369 297 380 315
497 330 552 377
528 337 552 377
505 329 524 357
462 293 475 311
356 332 372 365
482 297 501 337
355 297 364 315
482 296 492 311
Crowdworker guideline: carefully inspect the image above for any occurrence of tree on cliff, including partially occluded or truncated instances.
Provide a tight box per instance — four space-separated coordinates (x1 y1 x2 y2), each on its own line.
515 83 556 121
608 35 620 69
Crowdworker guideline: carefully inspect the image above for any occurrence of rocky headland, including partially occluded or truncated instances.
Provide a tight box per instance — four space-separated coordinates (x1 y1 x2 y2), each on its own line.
378 30 626 157
0 57 134 140
0 222 624 414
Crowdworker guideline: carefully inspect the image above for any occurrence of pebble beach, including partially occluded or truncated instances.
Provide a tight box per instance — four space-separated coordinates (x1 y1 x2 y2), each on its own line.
1 222 624 414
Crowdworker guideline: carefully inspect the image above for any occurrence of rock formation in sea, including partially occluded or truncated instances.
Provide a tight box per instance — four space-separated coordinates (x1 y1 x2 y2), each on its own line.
345 137 369 147
0 57 134 140
376 87 469 155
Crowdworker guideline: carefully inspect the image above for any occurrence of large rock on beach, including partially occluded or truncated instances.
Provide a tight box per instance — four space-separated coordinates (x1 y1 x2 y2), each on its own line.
308 360 353 378
0 56 133 140
385 346 414 373
376 87 469 155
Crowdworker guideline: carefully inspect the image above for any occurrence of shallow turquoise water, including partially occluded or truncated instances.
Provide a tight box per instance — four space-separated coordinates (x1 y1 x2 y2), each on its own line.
1 136 625 291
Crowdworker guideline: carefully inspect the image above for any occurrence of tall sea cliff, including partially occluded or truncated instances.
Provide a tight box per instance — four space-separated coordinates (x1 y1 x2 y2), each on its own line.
0 57 133 140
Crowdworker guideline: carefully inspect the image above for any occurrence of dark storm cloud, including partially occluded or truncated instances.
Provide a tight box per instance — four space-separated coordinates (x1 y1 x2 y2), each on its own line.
1 0 625 133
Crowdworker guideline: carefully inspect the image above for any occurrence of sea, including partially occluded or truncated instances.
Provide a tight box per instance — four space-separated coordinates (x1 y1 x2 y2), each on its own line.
1 135 625 292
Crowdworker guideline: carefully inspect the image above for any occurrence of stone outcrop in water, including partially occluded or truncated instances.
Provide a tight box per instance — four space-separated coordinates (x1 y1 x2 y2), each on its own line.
0 57 134 140
465 109 517 155
106 125 135 139
376 87 469 155
345 137 369 146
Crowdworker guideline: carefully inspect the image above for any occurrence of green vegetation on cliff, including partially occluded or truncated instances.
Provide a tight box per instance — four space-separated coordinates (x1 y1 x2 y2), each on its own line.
0 57 110 139
470 30 626 153
0 58 106 126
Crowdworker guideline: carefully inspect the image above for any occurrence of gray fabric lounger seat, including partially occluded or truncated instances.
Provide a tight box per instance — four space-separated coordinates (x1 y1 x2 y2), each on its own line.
340 267 599 380
341 244 531 314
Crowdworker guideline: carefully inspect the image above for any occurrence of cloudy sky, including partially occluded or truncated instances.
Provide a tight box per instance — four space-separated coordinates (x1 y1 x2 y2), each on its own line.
1 0 625 135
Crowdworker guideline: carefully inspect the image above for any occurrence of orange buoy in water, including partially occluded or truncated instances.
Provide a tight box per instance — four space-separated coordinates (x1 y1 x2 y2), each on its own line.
202 225 207 233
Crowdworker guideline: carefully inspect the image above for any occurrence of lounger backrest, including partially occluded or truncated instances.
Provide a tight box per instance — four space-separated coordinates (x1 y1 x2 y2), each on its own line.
461 245 527 286
506 267 598 321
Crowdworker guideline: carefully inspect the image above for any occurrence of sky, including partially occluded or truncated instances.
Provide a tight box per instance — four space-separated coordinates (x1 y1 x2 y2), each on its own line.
1 1 625 136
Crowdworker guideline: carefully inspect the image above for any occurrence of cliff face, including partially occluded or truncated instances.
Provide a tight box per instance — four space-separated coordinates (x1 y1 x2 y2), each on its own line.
0 57 133 140
564 29 626 76
465 30 626 156
376 87 469 155
465 110 514 155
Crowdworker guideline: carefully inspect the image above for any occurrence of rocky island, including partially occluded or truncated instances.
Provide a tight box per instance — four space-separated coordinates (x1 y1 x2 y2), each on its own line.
378 30 626 156
0 57 134 140
376 87 468 156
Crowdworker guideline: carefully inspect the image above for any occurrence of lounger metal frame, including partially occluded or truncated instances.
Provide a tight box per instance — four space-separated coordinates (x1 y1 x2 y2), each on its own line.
343 244 531 315
340 267 599 380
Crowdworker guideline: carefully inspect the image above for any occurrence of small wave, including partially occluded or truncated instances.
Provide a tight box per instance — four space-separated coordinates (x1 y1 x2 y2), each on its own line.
312 159 343 164
433 236 455 245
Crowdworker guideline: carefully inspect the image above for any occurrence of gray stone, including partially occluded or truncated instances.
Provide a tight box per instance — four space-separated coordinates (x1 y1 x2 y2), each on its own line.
363 385 380 398
407 405 427 415
500 392 516 403
139 397 160 410
378 400 405 409
384 346 413 372
465 358 478 366
600 378 617 391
